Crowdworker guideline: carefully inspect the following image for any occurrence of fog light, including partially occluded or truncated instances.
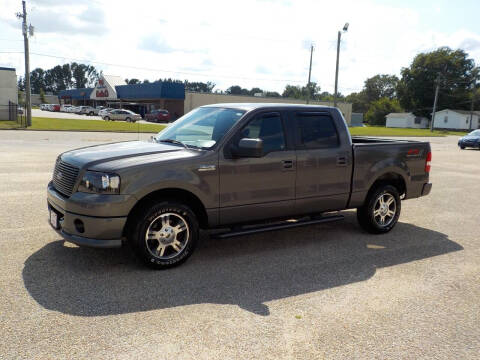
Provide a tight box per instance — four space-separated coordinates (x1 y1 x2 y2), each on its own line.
74 219 85 233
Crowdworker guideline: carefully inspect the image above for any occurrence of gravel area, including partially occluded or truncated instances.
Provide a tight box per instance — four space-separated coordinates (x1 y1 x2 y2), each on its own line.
0 131 479 359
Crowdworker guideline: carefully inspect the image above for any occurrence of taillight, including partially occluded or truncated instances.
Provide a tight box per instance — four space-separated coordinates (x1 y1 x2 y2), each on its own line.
425 151 432 173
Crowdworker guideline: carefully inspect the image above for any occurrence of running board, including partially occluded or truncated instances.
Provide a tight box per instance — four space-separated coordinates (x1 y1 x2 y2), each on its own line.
211 214 344 239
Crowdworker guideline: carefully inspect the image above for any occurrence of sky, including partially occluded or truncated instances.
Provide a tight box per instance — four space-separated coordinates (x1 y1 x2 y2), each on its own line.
1 0 480 95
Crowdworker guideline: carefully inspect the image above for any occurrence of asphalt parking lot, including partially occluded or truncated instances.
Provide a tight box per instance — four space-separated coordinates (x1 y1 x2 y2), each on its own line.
1 130 479 359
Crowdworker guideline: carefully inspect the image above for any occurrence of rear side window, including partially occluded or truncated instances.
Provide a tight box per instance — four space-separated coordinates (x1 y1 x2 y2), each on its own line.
294 113 339 149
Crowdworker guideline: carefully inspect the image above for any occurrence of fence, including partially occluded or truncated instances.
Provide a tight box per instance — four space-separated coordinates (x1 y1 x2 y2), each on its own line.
0 102 26 127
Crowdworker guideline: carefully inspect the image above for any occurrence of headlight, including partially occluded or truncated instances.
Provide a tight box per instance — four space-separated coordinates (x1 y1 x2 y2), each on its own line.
78 171 121 194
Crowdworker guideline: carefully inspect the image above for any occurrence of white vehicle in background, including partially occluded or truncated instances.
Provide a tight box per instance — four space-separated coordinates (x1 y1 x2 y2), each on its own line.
60 104 74 112
102 109 141 122
98 107 114 117
40 104 48 110
77 106 100 116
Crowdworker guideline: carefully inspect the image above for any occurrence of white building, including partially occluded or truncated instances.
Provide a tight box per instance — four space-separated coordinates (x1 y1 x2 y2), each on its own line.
0 67 18 120
385 112 429 128
433 109 480 130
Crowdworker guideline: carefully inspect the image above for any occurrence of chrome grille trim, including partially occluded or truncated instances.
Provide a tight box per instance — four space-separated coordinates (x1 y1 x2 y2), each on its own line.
52 159 79 197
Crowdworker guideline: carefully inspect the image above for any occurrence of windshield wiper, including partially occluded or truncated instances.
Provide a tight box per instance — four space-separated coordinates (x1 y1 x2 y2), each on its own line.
156 138 189 149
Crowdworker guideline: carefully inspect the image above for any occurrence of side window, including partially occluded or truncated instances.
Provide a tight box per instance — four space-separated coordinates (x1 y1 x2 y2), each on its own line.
294 113 339 149
240 113 286 154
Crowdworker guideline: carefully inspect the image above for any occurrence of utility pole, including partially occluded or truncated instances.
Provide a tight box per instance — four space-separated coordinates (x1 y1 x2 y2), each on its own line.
334 23 349 108
17 0 32 126
430 74 440 132
306 44 314 104
469 91 475 130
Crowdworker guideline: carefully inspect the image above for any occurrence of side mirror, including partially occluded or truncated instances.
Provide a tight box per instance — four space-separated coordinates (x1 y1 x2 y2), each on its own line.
232 138 263 158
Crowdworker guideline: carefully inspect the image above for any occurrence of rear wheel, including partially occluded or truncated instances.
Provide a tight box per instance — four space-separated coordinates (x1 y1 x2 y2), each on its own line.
104 116 110 121
88 111 94 116
357 185 401 234
128 201 199 269
460 146 465 149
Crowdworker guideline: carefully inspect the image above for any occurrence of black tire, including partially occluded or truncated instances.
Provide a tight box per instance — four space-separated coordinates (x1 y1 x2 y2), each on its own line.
357 184 401 234
128 201 199 269
89 111 94 116
126 117 131 123
460 146 465 149
104 116 110 121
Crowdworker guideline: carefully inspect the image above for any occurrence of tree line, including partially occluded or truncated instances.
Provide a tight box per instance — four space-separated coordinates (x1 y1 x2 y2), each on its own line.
345 47 480 125
18 47 480 125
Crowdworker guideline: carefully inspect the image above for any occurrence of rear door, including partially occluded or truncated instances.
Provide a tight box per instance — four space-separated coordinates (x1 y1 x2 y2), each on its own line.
218 111 296 224
291 111 351 213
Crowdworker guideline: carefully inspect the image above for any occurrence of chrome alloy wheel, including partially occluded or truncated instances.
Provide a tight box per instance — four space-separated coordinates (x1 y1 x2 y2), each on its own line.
373 193 396 227
145 213 189 259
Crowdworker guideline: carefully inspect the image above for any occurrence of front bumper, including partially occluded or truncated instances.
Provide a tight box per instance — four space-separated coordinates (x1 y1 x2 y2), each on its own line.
47 182 129 248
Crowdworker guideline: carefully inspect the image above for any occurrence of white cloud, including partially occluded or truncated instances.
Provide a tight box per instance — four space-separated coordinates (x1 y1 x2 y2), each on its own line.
1 0 479 94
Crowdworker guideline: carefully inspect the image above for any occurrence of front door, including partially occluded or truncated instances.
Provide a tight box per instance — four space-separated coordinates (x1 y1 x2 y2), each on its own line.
218 111 296 225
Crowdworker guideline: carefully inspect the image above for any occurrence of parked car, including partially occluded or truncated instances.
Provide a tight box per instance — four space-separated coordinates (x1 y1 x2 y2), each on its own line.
102 109 141 122
98 108 114 117
60 104 74 112
458 129 480 149
51 104 60 112
40 104 48 111
145 109 171 123
75 106 99 116
47 104 433 269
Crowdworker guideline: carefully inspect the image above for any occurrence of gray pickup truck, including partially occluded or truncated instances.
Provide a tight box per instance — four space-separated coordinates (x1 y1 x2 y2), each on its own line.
47 103 432 269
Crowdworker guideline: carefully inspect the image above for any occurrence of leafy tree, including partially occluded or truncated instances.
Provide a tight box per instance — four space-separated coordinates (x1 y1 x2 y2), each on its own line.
30 68 47 94
364 74 399 103
126 78 141 85
365 97 403 125
71 63 98 88
184 81 215 93
282 82 321 100
397 47 479 117
17 76 25 91
226 85 250 95
345 91 369 113
264 91 280 97
39 88 46 103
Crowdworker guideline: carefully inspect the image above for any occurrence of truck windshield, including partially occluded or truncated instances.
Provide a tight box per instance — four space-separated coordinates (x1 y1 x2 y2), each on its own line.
154 107 246 149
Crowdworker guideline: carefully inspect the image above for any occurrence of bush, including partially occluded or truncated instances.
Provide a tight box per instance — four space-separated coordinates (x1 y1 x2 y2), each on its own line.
365 97 403 125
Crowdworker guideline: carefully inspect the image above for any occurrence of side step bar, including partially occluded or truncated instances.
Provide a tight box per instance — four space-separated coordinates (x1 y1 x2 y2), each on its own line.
211 214 344 239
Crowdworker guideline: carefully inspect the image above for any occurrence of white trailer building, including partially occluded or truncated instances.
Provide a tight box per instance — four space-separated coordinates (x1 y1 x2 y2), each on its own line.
433 109 480 130
385 113 429 128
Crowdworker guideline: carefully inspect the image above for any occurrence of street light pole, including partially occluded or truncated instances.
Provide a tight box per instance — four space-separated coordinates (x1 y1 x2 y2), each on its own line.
334 23 349 108
306 44 314 104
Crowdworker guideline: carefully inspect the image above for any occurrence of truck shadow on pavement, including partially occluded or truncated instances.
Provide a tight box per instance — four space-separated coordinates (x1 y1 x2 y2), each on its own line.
23 212 462 316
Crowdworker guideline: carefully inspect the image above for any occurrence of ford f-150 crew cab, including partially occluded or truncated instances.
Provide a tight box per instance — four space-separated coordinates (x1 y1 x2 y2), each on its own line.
47 103 432 269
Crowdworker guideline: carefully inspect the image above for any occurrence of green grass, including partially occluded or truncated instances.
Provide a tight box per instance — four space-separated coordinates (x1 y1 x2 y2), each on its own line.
0 121 23 129
27 117 167 133
348 126 468 137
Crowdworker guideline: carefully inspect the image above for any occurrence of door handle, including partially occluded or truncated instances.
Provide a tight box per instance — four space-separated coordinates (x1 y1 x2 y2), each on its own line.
336 156 347 166
282 160 294 170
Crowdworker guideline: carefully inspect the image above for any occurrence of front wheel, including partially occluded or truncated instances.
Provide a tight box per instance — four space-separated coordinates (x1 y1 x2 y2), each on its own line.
129 201 199 269
125 117 131 122
104 116 110 121
357 185 401 234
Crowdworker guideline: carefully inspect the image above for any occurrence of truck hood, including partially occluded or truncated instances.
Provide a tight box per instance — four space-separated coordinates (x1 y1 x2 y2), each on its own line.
60 141 193 169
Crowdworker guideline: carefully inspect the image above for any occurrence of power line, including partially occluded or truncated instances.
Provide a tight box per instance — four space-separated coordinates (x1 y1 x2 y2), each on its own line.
0 50 305 83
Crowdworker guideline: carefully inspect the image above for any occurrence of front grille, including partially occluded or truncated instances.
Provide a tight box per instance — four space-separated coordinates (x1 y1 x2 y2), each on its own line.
52 159 79 197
